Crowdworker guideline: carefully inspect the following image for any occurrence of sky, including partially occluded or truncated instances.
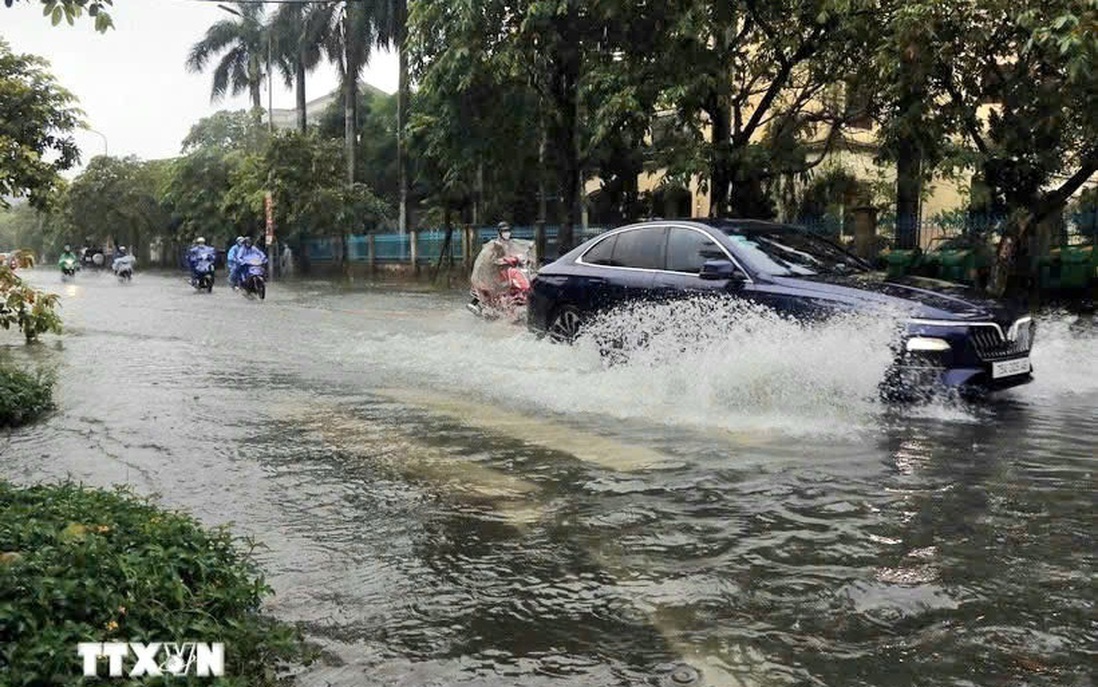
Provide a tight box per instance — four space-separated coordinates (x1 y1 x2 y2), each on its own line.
2 0 397 173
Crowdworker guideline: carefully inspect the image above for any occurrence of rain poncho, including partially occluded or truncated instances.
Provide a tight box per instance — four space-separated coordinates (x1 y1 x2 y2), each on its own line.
187 245 217 273
231 246 267 285
226 243 243 285
112 254 136 273
471 238 535 297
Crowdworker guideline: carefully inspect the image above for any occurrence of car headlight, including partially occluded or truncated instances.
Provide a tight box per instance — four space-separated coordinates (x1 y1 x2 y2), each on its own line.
905 336 952 352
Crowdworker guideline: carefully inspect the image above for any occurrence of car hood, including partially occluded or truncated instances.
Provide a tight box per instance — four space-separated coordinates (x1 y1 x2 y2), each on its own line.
768 272 1022 323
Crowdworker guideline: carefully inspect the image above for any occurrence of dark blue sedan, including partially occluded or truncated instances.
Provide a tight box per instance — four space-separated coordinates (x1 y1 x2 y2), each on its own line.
527 219 1035 398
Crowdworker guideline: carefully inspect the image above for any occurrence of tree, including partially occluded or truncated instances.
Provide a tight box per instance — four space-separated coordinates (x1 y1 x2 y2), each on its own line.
869 0 1098 295
320 0 378 188
271 1 330 133
373 0 410 235
180 109 265 153
0 39 83 211
3 0 113 32
408 0 546 226
646 0 877 220
162 149 246 248
65 156 170 258
222 132 390 250
317 91 400 207
185 1 269 124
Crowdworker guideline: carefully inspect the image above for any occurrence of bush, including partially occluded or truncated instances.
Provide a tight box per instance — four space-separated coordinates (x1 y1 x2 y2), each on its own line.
0 482 309 686
0 365 54 428
1 265 62 343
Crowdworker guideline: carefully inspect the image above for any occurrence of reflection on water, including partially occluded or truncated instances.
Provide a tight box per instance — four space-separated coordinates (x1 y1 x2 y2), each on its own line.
2 270 1095 686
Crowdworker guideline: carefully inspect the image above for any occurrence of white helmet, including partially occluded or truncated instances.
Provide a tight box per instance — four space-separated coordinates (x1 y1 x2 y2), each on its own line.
196 237 206 244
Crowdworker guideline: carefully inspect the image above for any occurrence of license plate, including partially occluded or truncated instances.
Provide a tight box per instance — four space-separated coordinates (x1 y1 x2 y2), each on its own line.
992 357 1031 379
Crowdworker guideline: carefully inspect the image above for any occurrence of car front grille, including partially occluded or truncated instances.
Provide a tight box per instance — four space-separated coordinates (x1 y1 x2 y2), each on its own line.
969 319 1035 361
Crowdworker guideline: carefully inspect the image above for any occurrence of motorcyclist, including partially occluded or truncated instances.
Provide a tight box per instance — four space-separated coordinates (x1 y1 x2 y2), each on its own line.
231 237 267 288
112 245 136 275
470 222 525 307
58 245 78 270
186 237 217 282
226 236 245 289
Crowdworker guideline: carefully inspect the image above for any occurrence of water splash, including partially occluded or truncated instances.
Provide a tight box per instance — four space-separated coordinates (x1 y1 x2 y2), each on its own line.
1020 311 1098 399
353 299 906 438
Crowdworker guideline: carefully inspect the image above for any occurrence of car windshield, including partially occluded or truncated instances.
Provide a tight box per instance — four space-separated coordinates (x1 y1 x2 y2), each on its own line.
719 226 869 277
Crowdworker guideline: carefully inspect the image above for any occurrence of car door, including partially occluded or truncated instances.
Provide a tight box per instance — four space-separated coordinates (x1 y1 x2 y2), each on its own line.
653 226 744 300
574 227 664 312
607 226 665 309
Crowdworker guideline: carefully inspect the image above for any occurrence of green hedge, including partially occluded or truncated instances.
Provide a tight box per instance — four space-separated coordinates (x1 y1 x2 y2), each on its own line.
0 482 308 686
0 365 54 428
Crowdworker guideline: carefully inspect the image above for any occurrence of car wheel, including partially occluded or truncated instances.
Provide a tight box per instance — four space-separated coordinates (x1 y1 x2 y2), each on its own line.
548 305 584 344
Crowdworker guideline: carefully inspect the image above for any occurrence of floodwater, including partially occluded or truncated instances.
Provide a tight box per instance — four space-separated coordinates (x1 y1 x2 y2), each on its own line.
2 268 1095 687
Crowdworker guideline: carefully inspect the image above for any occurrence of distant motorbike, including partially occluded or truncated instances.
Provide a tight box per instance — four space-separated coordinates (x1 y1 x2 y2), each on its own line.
59 257 77 280
189 253 216 293
239 257 266 300
113 255 135 283
467 249 534 323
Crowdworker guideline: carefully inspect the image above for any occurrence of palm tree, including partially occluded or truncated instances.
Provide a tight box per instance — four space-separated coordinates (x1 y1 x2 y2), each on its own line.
316 0 377 187
271 1 330 133
375 0 409 235
185 2 269 124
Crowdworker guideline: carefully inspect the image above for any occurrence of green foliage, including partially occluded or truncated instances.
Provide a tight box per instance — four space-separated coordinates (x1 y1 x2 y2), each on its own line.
0 265 62 344
0 480 309 685
64 156 170 257
0 39 83 211
163 149 246 246
185 2 269 115
0 365 54 428
224 132 390 242
2 0 113 32
181 110 266 154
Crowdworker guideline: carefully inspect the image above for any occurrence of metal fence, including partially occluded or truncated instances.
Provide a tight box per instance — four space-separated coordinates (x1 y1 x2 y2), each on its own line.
304 225 611 265
302 212 1098 265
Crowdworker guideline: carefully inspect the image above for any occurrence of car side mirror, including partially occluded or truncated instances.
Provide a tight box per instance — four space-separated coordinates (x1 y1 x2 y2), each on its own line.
699 259 745 282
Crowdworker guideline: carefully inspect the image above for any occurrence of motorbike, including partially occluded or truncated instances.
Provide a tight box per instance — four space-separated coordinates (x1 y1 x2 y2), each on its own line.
189 253 216 293
59 257 77 280
467 240 535 323
239 257 267 300
113 255 135 283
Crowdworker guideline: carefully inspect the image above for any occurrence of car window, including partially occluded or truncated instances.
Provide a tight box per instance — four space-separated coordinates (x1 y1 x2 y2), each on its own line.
666 228 724 273
581 234 617 265
720 227 870 276
611 227 665 269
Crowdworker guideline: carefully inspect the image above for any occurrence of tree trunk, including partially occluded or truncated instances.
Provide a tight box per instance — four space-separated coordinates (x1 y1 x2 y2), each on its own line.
537 120 548 223
295 53 307 133
708 98 732 217
894 41 925 251
986 158 1098 297
250 81 262 125
397 20 409 237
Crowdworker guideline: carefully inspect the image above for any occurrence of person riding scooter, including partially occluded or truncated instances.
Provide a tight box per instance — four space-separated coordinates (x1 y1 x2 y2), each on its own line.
226 236 245 289
231 237 267 286
187 237 217 288
112 246 136 280
468 221 534 319
58 245 79 277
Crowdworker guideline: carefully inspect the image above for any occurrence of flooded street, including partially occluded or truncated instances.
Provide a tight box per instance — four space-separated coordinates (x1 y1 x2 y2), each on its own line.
2 268 1096 687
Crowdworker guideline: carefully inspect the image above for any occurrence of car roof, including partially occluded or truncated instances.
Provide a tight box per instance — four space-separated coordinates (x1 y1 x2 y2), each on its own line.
617 218 804 233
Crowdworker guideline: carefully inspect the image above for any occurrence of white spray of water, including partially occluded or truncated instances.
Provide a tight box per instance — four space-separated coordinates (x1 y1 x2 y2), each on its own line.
347 301 1097 440
353 299 907 439
1018 311 1098 400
